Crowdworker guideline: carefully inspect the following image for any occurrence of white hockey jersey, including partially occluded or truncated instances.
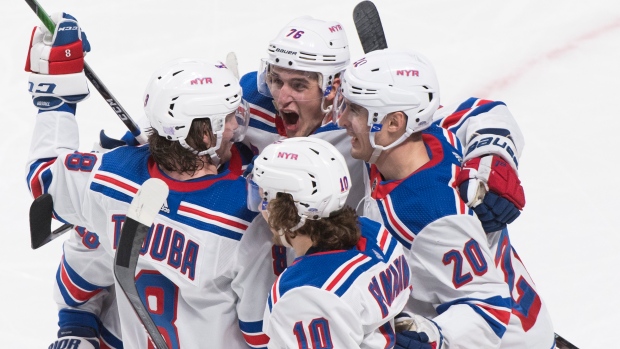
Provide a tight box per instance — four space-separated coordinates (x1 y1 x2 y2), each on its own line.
263 217 410 349
363 103 555 349
26 105 279 349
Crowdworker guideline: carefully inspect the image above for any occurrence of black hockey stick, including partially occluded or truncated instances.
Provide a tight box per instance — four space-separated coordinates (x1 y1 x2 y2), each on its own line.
555 333 579 349
114 178 169 349
353 1 388 53
24 0 148 145
29 193 73 249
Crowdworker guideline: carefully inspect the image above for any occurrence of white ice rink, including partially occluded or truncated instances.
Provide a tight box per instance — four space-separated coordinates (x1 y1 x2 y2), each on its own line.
2 0 618 347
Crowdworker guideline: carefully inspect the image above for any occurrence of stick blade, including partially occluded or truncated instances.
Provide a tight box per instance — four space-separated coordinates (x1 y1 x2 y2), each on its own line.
29 194 54 249
29 194 73 249
353 0 388 53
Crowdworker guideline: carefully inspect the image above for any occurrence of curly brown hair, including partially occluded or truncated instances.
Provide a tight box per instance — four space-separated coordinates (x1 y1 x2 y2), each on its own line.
148 118 214 175
267 193 360 251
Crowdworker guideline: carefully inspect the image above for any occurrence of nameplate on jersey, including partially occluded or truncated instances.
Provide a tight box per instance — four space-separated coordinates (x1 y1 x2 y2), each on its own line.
110 212 202 286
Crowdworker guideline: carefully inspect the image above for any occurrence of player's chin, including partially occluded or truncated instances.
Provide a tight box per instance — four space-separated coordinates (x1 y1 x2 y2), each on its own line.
350 144 370 162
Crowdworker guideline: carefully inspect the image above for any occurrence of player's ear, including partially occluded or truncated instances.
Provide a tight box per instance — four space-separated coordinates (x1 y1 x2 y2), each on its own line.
202 129 214 148
385 111 407 133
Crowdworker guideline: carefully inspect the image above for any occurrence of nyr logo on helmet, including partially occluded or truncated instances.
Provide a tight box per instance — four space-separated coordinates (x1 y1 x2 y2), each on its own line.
396 70 419 77
190 77 213 85
277 152 298 160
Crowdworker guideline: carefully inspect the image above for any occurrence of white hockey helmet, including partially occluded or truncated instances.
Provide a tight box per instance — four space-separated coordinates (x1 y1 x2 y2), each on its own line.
336 49 440 161
258 16 350 99
144 58 250 164
250 137 351 225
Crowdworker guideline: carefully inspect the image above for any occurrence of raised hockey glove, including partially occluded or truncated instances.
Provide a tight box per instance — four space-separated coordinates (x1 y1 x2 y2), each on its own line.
49 326 99 349
456 155 525 233
26 12 91 110
394 313 443 349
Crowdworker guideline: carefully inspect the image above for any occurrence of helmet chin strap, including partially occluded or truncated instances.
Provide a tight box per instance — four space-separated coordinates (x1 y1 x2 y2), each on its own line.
368 147 383 164
320 95 333 115
368 130 412 164
178 135 223 166
277 214 307 248
277 229 293 249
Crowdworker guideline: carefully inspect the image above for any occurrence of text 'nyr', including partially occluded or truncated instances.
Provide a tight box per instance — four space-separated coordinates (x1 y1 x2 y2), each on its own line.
277 152 298 160
191 77 212 85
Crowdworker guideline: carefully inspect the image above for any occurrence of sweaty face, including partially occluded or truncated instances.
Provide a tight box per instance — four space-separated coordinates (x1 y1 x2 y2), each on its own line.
337 100 374 162
267 66 325 138
214 112 239 163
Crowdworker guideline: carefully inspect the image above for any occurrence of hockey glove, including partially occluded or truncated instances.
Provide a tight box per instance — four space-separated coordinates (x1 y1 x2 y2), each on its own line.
94 130 141 152
456 155 525 233
49 326 99 349
26 12 91 110
395 313 443 349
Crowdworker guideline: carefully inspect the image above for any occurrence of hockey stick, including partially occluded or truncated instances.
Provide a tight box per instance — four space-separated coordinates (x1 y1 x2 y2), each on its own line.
353 0 388 53
555 333 579 349
114 178 169 349
226 52 240 79
29 193 73 249
24 0 148 145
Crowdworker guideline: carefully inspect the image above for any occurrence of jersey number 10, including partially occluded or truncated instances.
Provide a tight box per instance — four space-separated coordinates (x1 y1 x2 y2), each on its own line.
293 318 333 349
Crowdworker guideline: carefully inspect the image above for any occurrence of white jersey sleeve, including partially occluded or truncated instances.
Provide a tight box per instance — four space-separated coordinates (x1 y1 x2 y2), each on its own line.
26 107 105 231
233 216 279 347
434 98 524 170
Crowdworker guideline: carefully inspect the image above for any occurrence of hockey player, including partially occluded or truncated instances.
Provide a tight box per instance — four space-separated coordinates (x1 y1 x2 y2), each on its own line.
335 48 555 348
240 16 368 212
249 137 410 348
25 14 275 349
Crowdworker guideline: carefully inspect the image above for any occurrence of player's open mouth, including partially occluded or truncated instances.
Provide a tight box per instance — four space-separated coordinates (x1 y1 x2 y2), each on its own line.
281 111 300 131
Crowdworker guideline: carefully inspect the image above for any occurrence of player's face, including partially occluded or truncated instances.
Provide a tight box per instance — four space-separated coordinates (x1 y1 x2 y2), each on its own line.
337 100 374 162
268 66 325 138
214 111 239 163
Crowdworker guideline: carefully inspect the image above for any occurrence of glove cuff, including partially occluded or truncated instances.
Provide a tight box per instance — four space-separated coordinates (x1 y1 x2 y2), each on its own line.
396 312 444 349
56 326 100 349
29 72 89 110
464 134 519 172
